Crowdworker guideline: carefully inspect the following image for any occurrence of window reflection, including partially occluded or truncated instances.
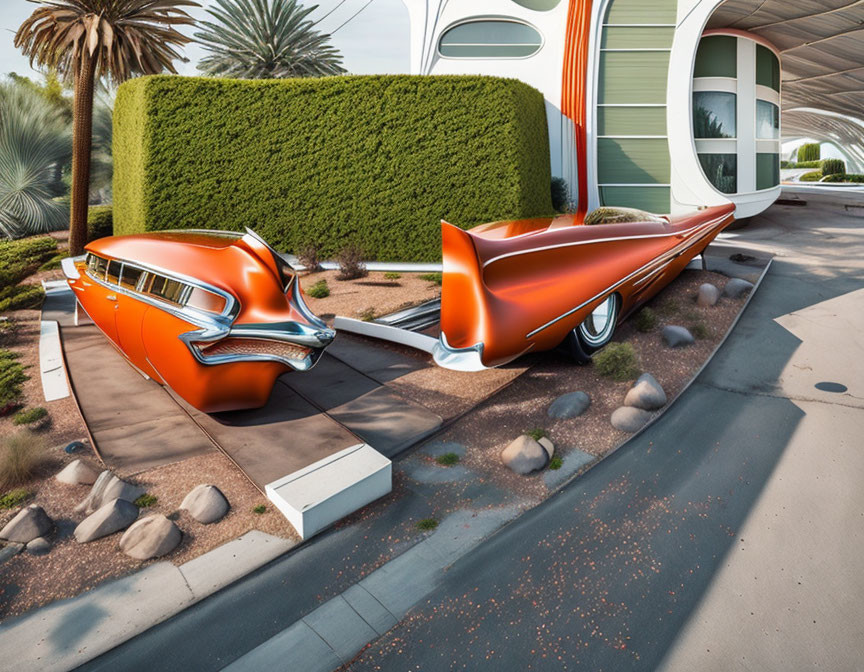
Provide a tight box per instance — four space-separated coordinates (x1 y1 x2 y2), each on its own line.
693 91 736 139
698 153 737 194
756 100 779 139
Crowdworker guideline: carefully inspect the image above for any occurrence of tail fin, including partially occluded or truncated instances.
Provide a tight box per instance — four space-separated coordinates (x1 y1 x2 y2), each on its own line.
440 221 488 350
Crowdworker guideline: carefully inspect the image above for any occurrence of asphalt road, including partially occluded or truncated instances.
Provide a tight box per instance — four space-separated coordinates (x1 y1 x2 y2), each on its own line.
344 195 864 670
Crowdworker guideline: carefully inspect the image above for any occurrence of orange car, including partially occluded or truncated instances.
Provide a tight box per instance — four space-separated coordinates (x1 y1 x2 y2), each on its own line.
62 229 334 413
433 204 736 370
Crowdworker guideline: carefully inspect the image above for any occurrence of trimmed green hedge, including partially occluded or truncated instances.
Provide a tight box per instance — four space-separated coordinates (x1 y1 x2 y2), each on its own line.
820 158 845 177
114 75 554 261
88 205 113 241
798 143 820 163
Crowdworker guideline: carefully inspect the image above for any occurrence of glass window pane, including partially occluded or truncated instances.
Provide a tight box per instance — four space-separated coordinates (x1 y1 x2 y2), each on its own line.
693 91 736 138
146 275 187 305
87 255 107 279
694 35 737 78
439 21 542 58
106 260 121 284
119 265 144 291
756 45 780 91
698 153 737 194
186 287 226 314
756 100 779 139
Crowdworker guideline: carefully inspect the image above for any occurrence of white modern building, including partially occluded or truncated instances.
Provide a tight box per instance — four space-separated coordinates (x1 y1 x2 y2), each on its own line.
401 0 864 218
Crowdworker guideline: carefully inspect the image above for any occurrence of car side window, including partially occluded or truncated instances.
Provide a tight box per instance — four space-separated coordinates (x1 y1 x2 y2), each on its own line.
106 260 122 285
87 254 108 279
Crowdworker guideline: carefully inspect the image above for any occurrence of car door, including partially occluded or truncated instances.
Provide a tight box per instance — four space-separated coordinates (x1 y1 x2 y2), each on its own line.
114 264 163 382
76 255 120 346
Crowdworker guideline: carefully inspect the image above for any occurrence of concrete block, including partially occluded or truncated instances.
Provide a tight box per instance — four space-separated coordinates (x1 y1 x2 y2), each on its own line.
39 320 69 402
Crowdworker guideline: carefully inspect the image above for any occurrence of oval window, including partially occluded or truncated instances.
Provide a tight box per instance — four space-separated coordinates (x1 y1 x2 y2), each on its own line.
511 0 561 10
439 20 543 58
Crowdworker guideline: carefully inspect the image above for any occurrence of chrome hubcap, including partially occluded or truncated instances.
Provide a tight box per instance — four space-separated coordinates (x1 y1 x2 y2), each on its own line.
578 295 617 347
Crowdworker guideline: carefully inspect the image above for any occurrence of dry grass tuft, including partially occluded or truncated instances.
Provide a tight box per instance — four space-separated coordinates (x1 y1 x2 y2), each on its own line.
0 431 47 490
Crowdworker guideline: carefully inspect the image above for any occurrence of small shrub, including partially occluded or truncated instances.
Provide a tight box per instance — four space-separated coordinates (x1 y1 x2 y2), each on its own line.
634 307 657 332
798 142 820 163
0 237 57 291
435 452 460 466
306 279 330 299
252 504 266 514
780 160 792 169
656 297 678 316
551 176 569 212
134 493 158 508
682 308 701 323
297 244 322 272
336 246 368 281
820 158 845 176
548 456 563 470
0 318 17 344
690 322 709 340
0 488 31 509
416 518 438 531
792 160 821 169
799 171 822 182
13 407 48 426
38 253 67 271
526 428 549 441
0 349 28 408
593 342 640 381
87 205 113 241
823 173 864 183
383 272 401 281
0 432 47 489
419 272 443 286
358 307 376 322
0 284 45 312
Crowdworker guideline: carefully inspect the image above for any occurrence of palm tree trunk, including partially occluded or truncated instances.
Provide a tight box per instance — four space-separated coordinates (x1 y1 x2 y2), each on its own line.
69 52 96 256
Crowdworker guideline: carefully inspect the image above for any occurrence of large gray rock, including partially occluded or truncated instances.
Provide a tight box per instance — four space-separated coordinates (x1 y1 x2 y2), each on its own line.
56 459 101 486
25 537 52 556
611 407 653 433
624 373 667 411
0 541 24 565
180 484 230 524
547 392 591 419
696 283 720 307
501 435 548 475
538 437 555 460
0 505 53 543
662 325 695 348
75 470 145 515
74 498 139 543
723 278 754 298
119 515 181 560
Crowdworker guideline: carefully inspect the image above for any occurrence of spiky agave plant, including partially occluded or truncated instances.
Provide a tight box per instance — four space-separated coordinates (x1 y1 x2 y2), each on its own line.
196 0 346 79
15 0 198 255
0 83 70 239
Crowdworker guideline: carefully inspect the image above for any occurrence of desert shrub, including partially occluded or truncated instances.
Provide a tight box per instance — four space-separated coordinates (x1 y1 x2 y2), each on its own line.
593 342 640 381
13 407 47 426
0 349 28 408
113 75 554 262
38 253 67 271
383 272 401 281
0 318 17 344
0 284 45 312
252 504 266 514
526 428 549 441
799 171 822 182
584 207 664 226
819 159 845 177
296 244 321 272
87 205 113 241
548 455 562 470
634 307 657 332
419 272 442 286
358 307 376 322
797 143 820 163
0 432 47 489
0 488 30 509
435 452 460 466
416 518 438 531
551 177 569 212
0 237 57 291
690 322 709 340
336 246 367 281
134 493 157 508
306 279 330 298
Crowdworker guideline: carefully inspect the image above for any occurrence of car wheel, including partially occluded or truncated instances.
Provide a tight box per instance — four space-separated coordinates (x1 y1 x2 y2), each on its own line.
561 294 620 363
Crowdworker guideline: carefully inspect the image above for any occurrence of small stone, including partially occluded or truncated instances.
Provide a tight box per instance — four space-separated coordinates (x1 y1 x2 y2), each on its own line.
547 392 591 419
0 541 24 565
501 435 548 475
25 537 52 556
180 485 230 524
662 325 695 348
723 278 754 298
56 459 101 486
538 437 555 460
624 373 667 410
75 471 145 515
119 515 181 560
0 505 53 544
64 441 86 454
611 407 653 433
696 283 720 307
74 498 139 542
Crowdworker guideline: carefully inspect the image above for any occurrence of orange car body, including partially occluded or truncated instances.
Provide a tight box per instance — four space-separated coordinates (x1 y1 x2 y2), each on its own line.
63 229 334 413
434 203 736 370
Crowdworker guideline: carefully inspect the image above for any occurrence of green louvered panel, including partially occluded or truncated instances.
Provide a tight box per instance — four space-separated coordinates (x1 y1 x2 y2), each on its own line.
694 36 737 78
604 0 677 25
597 138 670 184
598 52 670 104
601 27 675 49
756 153 780 190
756 45 781 91
598 106 667 136
600 186 671 213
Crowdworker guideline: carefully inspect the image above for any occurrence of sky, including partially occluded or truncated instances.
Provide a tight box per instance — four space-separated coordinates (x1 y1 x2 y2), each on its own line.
0 0 409 80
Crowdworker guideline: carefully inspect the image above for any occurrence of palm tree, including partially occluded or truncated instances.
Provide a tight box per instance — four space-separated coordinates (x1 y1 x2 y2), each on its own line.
196 0 346 79
15 0 198 255
0 83 70 239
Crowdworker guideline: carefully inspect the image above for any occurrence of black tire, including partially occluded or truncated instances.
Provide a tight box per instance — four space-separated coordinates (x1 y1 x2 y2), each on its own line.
561 293 620 362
